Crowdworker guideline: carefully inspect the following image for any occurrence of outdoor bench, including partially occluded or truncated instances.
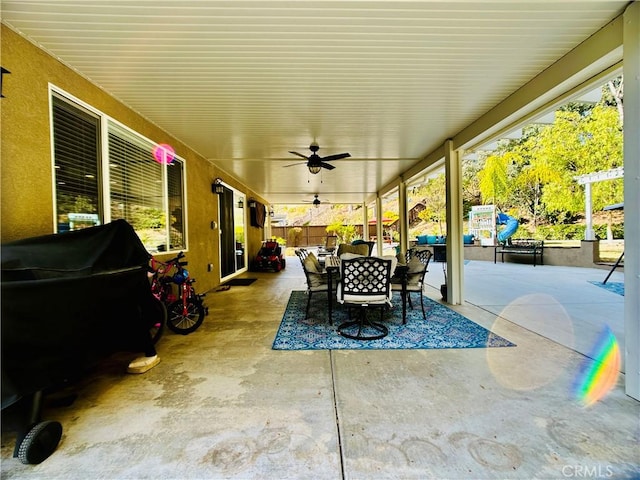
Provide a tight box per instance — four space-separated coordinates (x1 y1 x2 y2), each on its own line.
494 239 544 266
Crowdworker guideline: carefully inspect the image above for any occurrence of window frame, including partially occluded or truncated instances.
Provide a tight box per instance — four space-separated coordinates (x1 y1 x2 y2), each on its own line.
49 86 188 253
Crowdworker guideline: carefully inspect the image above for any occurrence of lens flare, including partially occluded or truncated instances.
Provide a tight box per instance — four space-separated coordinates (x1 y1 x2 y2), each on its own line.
573 327 621 407
153 143 175 165
487 293 571 391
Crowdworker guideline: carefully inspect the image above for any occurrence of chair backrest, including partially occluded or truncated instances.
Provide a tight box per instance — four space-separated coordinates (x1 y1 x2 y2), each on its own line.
407 248 432 270
325 236 338 251
337 243 370 257
403 255 428 289
339 256 393 304
296 249 328 289
366 241 376 255
351 239 376 255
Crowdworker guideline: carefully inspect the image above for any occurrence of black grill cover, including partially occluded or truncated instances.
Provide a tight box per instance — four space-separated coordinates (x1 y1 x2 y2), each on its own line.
1 220 154 409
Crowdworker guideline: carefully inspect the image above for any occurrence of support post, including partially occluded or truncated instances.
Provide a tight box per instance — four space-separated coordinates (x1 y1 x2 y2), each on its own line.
375 196 384 256
584 183 595 240
398 180 409 258
362 202 369 241
623 0 640 401
444 139 464 305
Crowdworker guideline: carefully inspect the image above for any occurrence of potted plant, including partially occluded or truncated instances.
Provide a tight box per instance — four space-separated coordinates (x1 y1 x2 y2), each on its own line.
440 262 447 301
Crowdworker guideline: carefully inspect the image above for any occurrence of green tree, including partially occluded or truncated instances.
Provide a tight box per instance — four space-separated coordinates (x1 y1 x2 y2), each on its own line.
462 157 482 217
478 153 510 207
532 106 622 221
382 210 399 223
416 174 447 234
508 131 562 227
476 103 623 230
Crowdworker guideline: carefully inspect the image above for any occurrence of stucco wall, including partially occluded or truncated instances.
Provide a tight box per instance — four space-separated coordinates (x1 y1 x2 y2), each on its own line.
1 25 266 291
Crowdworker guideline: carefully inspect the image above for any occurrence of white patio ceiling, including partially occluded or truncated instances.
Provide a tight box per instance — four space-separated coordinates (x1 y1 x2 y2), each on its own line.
0 1 629 205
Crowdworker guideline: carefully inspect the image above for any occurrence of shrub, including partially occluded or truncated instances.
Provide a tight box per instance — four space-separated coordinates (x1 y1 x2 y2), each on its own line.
287 227 303 246
533 223 624 240
326 223 357 244
594 224 624 239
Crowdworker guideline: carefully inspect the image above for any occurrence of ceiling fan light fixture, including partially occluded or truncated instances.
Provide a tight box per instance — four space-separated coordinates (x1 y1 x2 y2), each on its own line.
287 143 349 175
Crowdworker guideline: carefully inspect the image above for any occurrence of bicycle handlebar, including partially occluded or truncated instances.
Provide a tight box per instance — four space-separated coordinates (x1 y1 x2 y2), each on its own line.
150 251 187 272
164 251 186 264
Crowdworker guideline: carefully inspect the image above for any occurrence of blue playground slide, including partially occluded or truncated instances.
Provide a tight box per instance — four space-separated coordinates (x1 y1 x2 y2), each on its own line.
496 213 519 243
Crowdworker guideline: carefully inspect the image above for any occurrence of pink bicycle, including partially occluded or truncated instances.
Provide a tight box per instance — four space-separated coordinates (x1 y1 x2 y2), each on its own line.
149 252 206 335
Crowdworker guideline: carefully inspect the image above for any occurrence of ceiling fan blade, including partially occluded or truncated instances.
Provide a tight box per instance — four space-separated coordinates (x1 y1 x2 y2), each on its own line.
320 162 336 170
289 151 309 160
303 194 324 203
321 152 350 162
283 161 306 168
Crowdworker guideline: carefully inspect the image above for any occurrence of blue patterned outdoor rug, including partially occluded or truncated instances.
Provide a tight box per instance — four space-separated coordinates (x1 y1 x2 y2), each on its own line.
588 281 625 296
272 291 516 350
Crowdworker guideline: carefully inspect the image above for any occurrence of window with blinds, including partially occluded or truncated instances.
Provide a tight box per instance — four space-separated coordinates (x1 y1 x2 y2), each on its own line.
52 94 101 232
51 93 186 252
167 160 185 249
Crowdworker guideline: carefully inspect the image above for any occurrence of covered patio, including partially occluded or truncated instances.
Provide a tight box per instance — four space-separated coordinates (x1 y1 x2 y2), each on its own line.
1 2 639 469
1 258 635 478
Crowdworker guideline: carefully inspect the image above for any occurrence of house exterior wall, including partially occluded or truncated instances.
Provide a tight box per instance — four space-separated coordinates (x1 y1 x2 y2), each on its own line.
0 26 266 292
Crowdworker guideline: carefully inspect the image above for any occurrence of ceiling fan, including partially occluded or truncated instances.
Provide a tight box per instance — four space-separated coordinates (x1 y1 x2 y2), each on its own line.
285 142 351 174
303 194 325 207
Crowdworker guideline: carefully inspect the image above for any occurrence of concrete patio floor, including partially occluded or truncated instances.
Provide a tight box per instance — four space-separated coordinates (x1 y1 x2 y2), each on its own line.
424 260 627 372
1 258 638 479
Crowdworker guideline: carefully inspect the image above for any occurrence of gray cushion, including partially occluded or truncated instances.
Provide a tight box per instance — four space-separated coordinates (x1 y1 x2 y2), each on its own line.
337 243 370 257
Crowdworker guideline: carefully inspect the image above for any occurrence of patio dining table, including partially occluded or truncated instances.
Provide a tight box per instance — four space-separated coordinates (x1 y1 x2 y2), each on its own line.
325 255 408 324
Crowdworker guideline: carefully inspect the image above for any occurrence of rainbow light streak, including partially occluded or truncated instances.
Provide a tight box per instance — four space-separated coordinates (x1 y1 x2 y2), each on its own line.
152 144 175 165
573 327 621 407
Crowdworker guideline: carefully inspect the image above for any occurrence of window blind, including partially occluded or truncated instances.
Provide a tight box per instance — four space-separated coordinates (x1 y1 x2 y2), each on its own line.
52 95 101 232
52 92 186 252
108 122 184 251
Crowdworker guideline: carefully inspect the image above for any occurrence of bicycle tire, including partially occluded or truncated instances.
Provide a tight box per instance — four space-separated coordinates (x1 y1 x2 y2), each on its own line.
167 298 205 334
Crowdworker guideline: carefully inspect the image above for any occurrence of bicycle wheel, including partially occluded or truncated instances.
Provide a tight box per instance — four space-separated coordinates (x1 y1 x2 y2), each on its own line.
144 295 166 344
167 298 205 334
